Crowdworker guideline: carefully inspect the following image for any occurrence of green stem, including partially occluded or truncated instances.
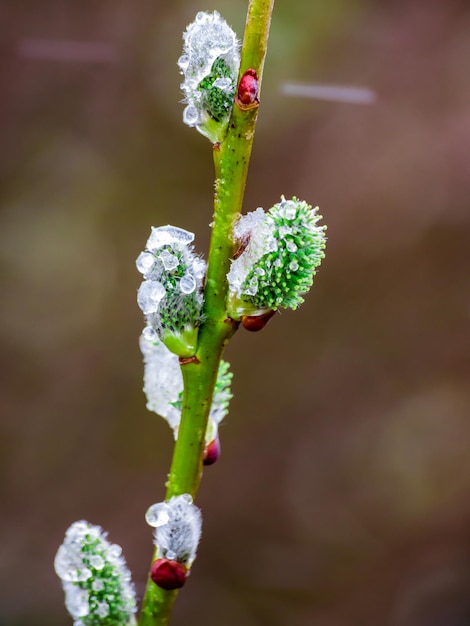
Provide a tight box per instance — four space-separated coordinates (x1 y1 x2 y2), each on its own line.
138 1 274 624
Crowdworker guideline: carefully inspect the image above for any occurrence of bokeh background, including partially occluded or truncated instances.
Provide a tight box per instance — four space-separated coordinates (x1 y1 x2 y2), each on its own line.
1 0 470 624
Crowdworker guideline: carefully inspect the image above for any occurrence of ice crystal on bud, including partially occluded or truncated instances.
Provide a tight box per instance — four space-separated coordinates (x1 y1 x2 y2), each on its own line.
136 225 206 357
179 11 240 143
227 197 326 318
140 334 232 444
54 521 136 625
146 495 202 566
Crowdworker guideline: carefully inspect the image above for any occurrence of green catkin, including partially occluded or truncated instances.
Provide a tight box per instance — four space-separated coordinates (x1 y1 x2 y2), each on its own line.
198 57 236 122
243 199 326 310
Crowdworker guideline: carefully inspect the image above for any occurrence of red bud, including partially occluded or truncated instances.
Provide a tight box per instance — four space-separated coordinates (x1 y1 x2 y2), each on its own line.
241 309 276 332
203 435 221 466
236 69 259 109
150 558 187 590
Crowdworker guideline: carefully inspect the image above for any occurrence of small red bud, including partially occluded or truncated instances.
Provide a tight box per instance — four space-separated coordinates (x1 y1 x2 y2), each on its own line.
236 69 259 110
150 558 187 590
241 309 276 332
203 435 221 466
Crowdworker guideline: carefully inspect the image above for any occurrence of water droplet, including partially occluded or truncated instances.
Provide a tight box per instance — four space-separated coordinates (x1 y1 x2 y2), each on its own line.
278 225 292 238
255 267 265 276
284 202 297 220
89 555 104 570
195 11 206 23
108 544 122 559
217 40 232 53
266 237 278 253
136 251 155 274
55 545 93 582
142 326 157 341
181 494 193 505
146 225 195 250
245 278 258 296
92 579 104 592
177 54 189 70
166 549 177 560
183 105 199 126
65 586 90 618
286 240 298 252
159 249 179 271
289 260 299 271
180 274 196 294
213 77 232 91
146 503 170 528
96 601 110 618
137 280 166 314
54 545 69 579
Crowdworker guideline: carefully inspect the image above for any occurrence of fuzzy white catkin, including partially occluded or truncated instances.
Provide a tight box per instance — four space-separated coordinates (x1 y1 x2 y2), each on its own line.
226 207 272 297
146 495 202 566
140 334 183 435
140 334 232 443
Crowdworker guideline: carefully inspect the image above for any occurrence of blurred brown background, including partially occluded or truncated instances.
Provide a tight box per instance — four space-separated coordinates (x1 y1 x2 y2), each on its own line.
1 0 470 624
